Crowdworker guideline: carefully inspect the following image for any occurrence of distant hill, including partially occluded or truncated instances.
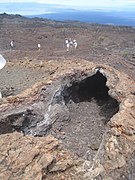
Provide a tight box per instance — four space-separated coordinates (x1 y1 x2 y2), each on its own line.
0 12 23 19
28 10 135 27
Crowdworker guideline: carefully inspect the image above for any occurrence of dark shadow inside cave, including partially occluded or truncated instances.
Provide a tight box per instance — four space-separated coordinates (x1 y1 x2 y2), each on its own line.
62 71 119 124
64 71 109 103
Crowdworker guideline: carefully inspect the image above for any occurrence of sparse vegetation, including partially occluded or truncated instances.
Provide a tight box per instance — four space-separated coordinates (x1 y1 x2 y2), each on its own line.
122 51 131 58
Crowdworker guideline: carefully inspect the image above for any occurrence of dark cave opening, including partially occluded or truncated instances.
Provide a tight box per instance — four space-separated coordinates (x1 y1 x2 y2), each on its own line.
64 71 109 103
49 71 119 160
62 71 119 124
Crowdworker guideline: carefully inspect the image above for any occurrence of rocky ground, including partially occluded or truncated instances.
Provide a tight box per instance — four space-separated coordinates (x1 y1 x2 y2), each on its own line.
0 14 135 180
0 13 135 94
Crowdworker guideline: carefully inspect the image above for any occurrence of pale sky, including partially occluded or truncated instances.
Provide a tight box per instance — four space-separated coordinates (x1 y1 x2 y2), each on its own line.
0 0 135 9
0 0 135 15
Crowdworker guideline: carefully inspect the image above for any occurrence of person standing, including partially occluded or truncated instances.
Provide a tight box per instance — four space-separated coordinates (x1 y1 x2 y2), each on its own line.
73 40 77 49
38 43 41 51
10 40 14 50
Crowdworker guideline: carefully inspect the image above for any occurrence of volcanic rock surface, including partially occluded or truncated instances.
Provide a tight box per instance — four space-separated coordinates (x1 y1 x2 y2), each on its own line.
0 14 135 180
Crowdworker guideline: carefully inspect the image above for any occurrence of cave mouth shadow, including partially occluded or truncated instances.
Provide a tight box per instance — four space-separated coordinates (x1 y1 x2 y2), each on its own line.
63 71 119 124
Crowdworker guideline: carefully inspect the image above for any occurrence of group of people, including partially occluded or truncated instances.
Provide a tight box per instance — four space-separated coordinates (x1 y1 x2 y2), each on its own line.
65 38 78 51
10 38 78 52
